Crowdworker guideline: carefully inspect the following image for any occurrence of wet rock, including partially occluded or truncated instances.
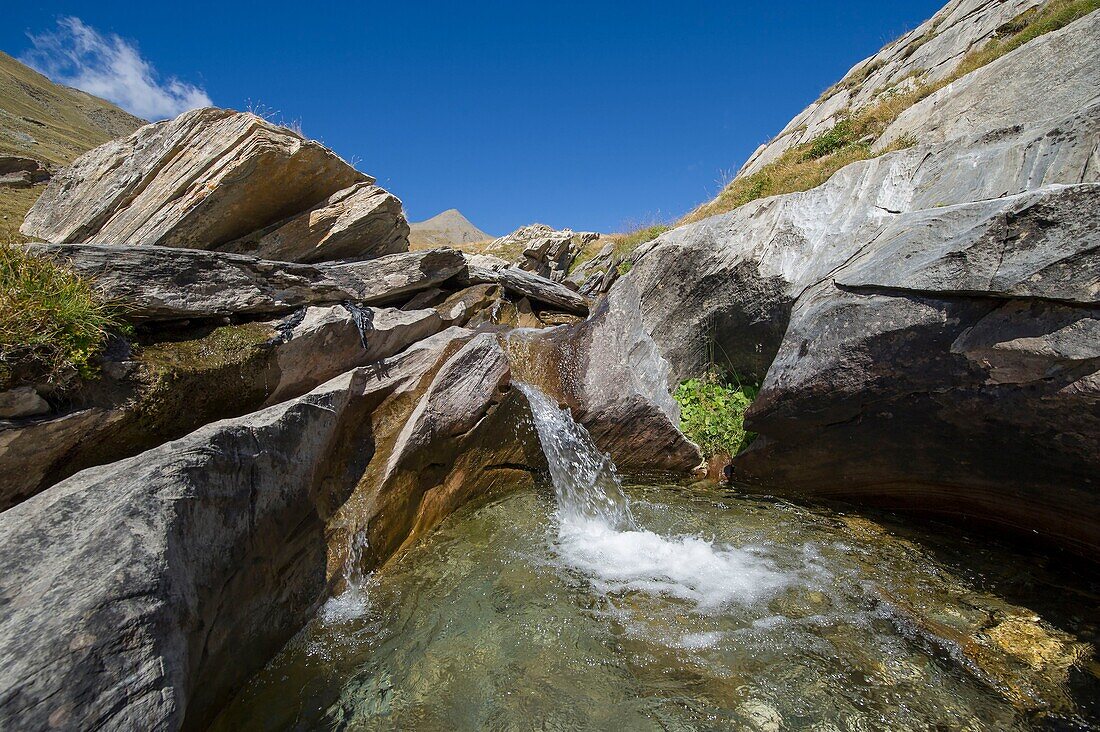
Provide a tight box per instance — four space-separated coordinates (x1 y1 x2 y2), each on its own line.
0 386 49 419
21 108 367 248
0 334 463 731
26 243 465 322
507 277 702 475
222 181 410 263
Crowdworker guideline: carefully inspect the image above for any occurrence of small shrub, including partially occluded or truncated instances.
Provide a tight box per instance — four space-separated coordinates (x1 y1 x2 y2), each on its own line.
0 242 125 389
674 369 759 458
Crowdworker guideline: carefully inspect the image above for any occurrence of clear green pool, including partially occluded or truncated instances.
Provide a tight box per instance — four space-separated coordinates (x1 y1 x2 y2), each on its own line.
212 482 1098 731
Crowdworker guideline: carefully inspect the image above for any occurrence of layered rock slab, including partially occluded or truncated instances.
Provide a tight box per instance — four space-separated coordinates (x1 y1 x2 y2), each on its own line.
21 108 368 248
26 243 466 321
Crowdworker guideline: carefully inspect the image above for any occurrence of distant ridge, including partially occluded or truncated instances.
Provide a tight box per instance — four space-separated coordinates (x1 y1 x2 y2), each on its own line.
0 51 146 167
409 208 490 249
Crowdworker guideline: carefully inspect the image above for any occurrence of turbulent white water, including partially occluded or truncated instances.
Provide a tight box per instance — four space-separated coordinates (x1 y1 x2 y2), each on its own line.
517 383 791 615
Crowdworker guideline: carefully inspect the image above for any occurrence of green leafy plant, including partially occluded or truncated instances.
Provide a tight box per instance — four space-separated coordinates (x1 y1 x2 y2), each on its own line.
674 368 759 459
0 241 126 389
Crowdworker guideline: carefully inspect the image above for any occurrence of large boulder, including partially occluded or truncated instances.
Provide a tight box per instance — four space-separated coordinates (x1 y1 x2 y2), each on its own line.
221 181 410 263
18 108 407 261
26 243 466 322
735 184 1099 553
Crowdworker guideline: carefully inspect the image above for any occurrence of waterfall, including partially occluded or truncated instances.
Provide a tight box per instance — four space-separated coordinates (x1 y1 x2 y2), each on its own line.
517 381 791 613
514 383 635 531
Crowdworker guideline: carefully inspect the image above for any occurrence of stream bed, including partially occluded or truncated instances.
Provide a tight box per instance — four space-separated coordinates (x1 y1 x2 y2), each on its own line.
213 388 1099 731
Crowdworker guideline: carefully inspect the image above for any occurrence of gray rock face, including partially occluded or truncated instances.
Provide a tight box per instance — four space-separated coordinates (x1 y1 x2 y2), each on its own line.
626 97 1099 382
0 337 460 731
737 0 1044 177
459 254 589 314
223 181 410 263
27 243 466 322
21 108 368 248
610 10 1100 553
875 10 1100 151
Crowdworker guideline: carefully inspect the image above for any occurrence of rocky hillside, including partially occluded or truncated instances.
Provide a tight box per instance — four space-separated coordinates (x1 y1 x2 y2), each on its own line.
409 208 490 248
609 2 1099 553
0 51 145 240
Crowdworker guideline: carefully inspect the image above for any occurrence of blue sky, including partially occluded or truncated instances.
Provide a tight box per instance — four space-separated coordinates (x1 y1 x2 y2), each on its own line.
3 1 943 235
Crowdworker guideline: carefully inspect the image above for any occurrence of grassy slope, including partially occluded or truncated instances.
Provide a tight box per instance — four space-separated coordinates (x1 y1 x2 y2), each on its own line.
682 0 1099 224
0 50 145 241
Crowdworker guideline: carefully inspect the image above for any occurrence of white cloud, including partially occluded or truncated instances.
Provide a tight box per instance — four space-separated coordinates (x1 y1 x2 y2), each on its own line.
21 17 212 121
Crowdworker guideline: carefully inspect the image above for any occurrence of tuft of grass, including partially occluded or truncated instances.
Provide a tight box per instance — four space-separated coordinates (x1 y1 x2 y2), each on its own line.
684 0 1099 224
570 222 671 276
674 368 759 459
0 242 125 390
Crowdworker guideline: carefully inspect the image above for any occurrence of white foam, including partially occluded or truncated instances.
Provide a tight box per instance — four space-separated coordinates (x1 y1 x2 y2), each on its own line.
678 631 726 649
555 516 792 612
320 583 371 624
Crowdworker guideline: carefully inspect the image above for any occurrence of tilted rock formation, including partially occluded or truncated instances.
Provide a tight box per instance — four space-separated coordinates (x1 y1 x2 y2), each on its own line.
0 304 442 510
20 108 410 261
458 253 589 314
221 181 410 263
608 9 1100 553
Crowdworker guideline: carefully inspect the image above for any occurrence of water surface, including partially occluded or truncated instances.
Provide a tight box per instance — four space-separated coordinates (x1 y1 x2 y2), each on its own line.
213 387 1098 731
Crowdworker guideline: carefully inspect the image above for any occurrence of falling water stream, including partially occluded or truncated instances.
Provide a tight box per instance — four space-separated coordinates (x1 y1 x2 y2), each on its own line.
212 384 1099 731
